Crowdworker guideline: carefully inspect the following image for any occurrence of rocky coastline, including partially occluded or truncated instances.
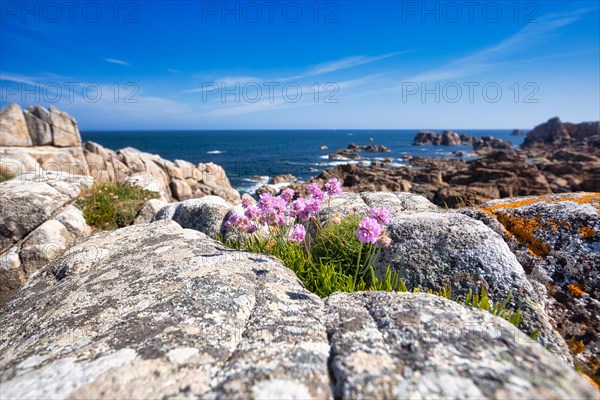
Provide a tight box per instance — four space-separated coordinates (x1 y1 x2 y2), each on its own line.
1 104 599 398
289 117 599 207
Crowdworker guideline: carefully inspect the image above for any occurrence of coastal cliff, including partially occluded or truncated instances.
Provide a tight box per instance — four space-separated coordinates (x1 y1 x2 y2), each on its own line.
0 103 241 204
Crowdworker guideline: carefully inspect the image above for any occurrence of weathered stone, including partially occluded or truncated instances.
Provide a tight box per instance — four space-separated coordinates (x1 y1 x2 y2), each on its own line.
54 205 92 239
48 106 81 147
17 146 89 175
360 191 438 220
375 211 570 361
0 149 41 178
170 178 193 201
152 196 231 238
0 178 68 252
125 172 167 200
270 173 296 184
23 107 52 145
325 291 598 399
19 219 74 276
0 245 25 306
133 199 168 225
479 192 600 383
0 103 31 147
322 192 369 219
0 221 332 399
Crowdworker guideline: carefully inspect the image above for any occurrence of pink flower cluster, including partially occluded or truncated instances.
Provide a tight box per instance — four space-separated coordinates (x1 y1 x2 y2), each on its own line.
354 207 392 245
226 178 344 243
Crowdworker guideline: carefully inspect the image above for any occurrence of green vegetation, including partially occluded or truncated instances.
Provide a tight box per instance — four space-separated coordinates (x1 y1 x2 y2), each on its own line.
75 182 159 231
0 172 10 183
227 213 524 328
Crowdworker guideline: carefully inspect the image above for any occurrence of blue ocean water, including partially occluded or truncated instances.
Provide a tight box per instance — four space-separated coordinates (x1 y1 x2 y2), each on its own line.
81 129 523 194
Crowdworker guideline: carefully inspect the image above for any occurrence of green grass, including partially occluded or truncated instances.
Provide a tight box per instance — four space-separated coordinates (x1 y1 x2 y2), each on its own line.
0 172 10 183
75 182 159 231
226 214 524 328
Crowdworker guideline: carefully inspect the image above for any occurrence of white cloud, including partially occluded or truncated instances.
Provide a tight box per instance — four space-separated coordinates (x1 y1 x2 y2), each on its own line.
105 58 130 66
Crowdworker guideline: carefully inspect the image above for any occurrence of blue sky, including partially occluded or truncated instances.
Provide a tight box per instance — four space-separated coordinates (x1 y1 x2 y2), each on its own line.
1 0 599 129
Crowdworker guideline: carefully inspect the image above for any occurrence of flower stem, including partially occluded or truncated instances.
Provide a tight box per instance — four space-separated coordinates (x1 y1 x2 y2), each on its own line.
353 242 364 291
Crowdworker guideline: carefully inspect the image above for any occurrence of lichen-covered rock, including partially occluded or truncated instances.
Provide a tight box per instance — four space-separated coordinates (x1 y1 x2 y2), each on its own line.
152 196 232 238
479 192 600 384
0 172 92 252
360 192 438 220
0 221 332 399
319 192 369 222
325 291 598 399
133 199 169 225
0 103 31 146
375 211 570 361
1 221 597 399
0 173 93 305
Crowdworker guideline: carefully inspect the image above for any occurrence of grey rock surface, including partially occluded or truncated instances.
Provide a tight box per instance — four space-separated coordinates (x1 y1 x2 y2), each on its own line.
360 191 438 220
325 291 597 399
0 173 91 252
375 211 570 361
0 221 596 399
152 196 232 238
0 221 332 399
133 198 169 225
0 173 93 305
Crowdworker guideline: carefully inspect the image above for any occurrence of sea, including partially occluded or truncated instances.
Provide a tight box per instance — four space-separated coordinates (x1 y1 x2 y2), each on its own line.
80 129 524 195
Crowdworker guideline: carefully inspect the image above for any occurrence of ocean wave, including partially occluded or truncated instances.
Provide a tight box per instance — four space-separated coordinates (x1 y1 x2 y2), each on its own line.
207 150 224 154
238 176 270 194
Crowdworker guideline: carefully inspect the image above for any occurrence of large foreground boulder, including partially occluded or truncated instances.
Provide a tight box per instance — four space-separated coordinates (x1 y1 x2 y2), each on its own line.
479 192 600 384
0 221 597 399
326 291 596 399
374 211 570 361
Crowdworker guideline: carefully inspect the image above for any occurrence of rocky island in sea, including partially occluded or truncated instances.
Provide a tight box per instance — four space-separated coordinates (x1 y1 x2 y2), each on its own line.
0 103 599 398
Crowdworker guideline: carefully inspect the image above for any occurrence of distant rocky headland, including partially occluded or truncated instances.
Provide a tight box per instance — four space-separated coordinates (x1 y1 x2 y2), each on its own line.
288 117 599 207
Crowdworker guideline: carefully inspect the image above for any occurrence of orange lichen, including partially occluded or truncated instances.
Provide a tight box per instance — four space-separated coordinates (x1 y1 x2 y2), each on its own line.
568 283 586 297
494 212 550 256
480 193 600 215
567 338 585 354
579 226 596 239
480 197 546 214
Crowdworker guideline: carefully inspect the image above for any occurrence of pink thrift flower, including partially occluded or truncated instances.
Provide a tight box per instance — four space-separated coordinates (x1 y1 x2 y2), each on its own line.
307 183 325 202
325 178 342 196
244 205 260 221
225 214 255 233
242 197 253 209
289 224 306 243
370 207 390 225
111 195 119 200
83 193 93 198
305 198 322 214
355 217 382 244
280 188 295 203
